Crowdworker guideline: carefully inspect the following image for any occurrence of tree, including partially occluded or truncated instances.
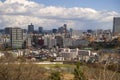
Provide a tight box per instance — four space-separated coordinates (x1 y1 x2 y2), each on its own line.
74 62 87 80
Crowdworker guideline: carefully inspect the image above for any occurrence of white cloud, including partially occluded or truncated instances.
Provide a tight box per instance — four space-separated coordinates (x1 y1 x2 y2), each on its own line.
0 0 119 30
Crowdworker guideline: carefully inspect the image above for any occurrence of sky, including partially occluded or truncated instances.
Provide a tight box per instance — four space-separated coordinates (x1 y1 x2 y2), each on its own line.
35 0 120 12
0 0 120 30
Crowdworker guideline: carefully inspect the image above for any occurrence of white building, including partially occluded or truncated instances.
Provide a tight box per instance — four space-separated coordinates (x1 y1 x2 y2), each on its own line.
59 48 92 61
43 35 57 48
59 48 79 61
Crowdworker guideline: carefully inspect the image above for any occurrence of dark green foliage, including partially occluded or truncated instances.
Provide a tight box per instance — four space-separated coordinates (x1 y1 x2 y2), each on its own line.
89 38 120 50
74 62 87 80
49 71 61 80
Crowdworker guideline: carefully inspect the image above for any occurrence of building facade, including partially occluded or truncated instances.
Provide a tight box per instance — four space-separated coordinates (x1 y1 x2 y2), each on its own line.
38 27 43 34
5 27 12 34
113 17 120 35
28 23 34 33
10 28 23 49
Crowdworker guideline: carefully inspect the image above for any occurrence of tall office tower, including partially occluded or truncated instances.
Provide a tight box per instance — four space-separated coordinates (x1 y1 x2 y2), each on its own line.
58 26 64 33
5 27 12 34
23 29 27 33
10 28 23 49
28 23 34 33
58 24 67 33
63 24 67 29
52 29 57 33
38 27 43 34
70 28 73 37
113 17 120 35
63 24 68 38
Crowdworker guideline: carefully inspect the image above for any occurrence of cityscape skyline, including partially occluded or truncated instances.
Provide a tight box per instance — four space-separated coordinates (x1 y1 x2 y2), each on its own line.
0 1 120 79
0 0 120 30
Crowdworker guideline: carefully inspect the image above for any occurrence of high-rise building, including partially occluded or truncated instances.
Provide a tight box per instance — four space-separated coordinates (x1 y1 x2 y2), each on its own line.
0 29 4 34
5 27 12 34
52 29 57 33
43 35 56 48
10 27 23 49
38 27 43 34
113 17 120 35
58 27 64 33
58 24 68 34
28 23 34 33
55 36 63 48
63 24 67 31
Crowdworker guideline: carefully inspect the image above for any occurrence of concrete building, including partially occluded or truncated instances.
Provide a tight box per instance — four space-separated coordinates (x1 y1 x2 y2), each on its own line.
48 37 56 48
5 27 12 34
103 30 112 41
72 39 89 47
43 35 56 48
52 29 57 34
38 27 43 34
59 48 92 61
28 23 34 33
10 28 23 49
26 34 32 47
59 48 79 61
113 17 120 35
0 34 10 48
78 50 91 62
63 38 73 47
55 36 63 48
0 29 4 34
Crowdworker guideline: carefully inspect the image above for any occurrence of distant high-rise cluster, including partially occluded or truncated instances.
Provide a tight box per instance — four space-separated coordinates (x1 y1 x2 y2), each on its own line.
58 24 67 33
0 17 120 64
0 18 120 50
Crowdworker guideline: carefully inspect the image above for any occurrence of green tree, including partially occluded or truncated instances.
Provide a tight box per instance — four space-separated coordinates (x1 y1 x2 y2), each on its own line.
74 62 87 80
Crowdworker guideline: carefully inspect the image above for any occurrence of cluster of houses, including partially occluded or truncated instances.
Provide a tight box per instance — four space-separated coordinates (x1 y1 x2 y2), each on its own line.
0 48 120 64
